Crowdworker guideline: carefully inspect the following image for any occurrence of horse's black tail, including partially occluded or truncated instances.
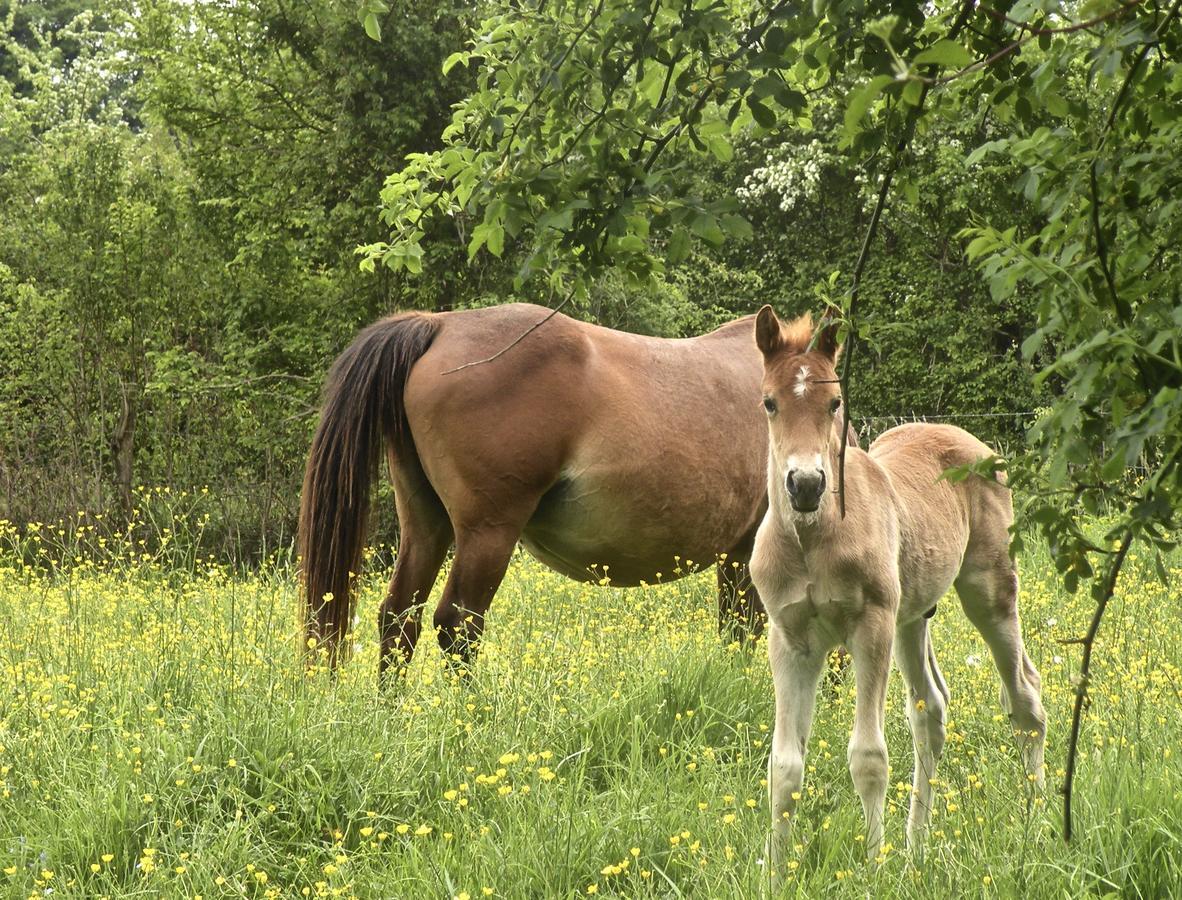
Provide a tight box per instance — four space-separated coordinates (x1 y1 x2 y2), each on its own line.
299 313 439 663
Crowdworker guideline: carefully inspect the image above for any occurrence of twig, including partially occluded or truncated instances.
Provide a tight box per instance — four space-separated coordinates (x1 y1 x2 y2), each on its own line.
924 1 1141 87
640 0 795 173
545 0 662 172
983 0 1140 36
439 0 793 374
503 0 607 151
1089 0 1182 329
440 283 578 375
1062 530 1134 842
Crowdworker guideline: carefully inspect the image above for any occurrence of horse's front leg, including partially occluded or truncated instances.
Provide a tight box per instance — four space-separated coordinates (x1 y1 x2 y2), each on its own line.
766 617 828 887
846 602 895 860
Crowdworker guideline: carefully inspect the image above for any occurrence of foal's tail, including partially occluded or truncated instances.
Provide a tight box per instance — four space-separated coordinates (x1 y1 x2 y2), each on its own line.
299 313 439 662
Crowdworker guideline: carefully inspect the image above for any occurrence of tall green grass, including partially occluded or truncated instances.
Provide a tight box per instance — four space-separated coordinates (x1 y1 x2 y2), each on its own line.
1 513 1180 898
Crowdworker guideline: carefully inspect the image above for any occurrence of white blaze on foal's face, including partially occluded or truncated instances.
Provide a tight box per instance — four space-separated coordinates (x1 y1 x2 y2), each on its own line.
794 365 811 398
753 306 843 515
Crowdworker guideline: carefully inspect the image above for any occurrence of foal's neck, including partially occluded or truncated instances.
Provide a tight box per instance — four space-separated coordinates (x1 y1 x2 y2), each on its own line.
787 502 838 548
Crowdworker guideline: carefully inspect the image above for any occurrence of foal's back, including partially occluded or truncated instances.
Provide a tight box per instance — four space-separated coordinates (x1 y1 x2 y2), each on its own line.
868 423 1011 624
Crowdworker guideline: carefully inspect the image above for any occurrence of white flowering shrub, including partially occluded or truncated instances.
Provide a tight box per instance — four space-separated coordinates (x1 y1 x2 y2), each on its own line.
736 139 836 213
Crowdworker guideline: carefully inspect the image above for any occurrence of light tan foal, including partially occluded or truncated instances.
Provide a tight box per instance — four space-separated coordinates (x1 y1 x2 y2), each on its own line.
747 307 1046 880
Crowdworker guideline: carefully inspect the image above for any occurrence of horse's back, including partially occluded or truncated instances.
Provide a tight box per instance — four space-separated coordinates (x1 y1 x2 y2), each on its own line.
868 423 1011 618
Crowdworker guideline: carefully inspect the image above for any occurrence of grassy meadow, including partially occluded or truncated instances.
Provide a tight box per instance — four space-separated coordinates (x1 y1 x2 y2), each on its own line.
2 507 1181 899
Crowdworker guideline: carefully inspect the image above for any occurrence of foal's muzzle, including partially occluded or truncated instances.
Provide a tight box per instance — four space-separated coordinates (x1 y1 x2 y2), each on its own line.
786 467 825 513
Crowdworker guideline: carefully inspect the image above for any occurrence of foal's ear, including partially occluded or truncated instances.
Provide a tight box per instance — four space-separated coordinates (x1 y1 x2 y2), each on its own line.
755 305 784 356
814 313 841 360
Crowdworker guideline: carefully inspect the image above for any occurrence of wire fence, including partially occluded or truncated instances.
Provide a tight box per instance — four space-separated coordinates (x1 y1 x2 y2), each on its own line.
853 410 1040 455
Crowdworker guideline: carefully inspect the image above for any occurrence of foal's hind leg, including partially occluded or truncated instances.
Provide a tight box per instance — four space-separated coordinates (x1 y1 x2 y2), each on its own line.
894 618 948 851
433 525 522 665
955 564 1047 787
378 469 453 679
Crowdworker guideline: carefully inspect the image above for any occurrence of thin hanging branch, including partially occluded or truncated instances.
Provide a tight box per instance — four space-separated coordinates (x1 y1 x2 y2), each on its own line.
923 1 1142 87
1061 530 1133 841
441 282 580 375
1060 0 1182 839
835 0 979 518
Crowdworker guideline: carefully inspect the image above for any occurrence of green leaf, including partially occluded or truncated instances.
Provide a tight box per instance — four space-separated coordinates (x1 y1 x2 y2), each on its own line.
900 78 923 107
866 16 900 44
442 51 468 75
763 26 789 56
913 40 972 69
720 214 753 240
486 223 505 258
964 139 1008 167
668 226 691 263
747 97 778 129
774 86 806 112
843 75 893 136
689 214 725 246
705 129 734 162
363 12 381 42
752 75 780 99
1043 92 1068 117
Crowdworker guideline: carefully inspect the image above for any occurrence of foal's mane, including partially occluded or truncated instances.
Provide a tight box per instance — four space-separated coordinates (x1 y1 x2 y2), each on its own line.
780 313 817 354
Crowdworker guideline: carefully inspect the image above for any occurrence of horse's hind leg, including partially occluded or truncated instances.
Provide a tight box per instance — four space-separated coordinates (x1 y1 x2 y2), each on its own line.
378 468 453 680
955 563 1047 787
894 618 948 851
433 524 522 665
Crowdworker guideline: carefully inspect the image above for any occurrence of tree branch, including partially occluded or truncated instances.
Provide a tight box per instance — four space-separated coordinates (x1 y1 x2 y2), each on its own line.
1061 529 1134 841
503 0 607 151
440 282 579 375
926 1 1141 87
835 0 980 518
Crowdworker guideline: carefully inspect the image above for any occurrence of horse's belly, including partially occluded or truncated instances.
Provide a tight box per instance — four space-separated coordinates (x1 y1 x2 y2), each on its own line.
520 472 752 585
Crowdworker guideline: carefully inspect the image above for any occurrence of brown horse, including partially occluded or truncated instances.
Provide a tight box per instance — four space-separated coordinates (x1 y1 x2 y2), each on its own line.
300 302 773 674
748 307 1045 877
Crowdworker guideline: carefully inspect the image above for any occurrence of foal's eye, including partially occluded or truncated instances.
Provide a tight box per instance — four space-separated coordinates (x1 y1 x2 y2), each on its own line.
829 396 841 415
763 397 777 415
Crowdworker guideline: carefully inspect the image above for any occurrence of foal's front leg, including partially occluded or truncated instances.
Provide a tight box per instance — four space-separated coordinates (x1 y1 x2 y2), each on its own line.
766 619 828 886
846 604 895 859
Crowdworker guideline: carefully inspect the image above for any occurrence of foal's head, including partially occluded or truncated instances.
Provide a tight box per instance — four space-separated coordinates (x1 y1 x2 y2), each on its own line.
754 306 843 515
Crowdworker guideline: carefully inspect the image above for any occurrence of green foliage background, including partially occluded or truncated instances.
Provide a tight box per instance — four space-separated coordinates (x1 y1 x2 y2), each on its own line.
0 0 1056 557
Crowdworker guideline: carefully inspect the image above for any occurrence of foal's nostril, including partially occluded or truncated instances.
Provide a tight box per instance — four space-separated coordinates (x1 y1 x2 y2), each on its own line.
786 470 798 496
